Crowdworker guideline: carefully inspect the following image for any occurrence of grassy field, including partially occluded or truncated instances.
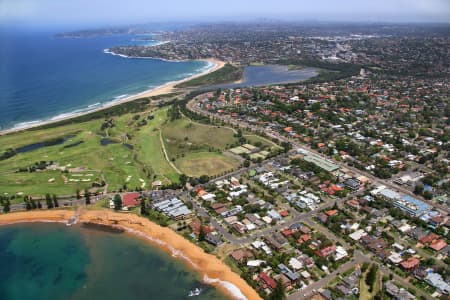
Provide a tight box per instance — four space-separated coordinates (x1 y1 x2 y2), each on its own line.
175 64 243 88
161 116 241 176
0 103 250 200
0 115 151 199
162 117 238 157
243 134 281 151
175 152 240 177
359 266 381 300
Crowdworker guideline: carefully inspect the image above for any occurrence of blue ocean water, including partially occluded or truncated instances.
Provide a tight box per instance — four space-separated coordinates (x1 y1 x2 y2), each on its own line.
0 223 228 300
0 30 208 130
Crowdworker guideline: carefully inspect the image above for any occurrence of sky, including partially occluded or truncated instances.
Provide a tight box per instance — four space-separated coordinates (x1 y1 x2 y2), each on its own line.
1 0 449 29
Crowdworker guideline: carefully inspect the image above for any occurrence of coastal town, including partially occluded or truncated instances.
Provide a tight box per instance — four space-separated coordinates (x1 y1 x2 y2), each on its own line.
0 22 449 300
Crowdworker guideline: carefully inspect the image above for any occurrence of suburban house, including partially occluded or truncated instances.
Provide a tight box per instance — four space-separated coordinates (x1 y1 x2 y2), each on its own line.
109 192 140 210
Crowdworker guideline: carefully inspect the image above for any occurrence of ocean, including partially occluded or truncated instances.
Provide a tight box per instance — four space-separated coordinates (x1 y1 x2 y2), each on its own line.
0 30 209 130
0 223 228 300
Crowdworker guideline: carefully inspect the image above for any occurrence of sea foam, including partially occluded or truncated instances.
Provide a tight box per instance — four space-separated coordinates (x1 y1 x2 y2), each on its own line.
203 275 248 300
119 226 248 300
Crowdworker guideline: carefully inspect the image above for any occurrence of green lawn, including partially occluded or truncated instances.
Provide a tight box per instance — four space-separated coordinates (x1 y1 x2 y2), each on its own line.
243 134 281 151
0 110 161 198
359 267 381 300
0 103 268 200
162 117 238 158
175 152 241 177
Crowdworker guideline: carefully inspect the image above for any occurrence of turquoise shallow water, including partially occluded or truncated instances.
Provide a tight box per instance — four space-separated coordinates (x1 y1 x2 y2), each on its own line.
0 223 228 300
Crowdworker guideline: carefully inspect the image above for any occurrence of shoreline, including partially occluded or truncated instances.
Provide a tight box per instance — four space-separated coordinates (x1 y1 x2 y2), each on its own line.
0 209 262 300
0 57 225 136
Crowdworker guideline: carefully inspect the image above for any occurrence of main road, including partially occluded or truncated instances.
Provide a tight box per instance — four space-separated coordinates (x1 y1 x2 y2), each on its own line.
186 96 449 214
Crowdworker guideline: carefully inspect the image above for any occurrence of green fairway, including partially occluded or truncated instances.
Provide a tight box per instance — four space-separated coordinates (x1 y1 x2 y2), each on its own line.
133 108 180 183
0 110 161 199
0 103 256 199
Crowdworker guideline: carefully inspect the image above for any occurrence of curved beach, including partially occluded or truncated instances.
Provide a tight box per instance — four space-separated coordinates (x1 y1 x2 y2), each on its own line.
0 58 225 136
0 209 262 300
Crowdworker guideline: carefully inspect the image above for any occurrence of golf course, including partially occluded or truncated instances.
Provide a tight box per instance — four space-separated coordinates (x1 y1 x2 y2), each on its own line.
0 101 245 201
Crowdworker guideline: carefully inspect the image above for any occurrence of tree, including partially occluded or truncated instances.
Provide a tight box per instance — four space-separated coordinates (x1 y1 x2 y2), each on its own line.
281 141 291 153
311 102 321 112
113 194 122 211
45 193 53 209
140 198 147 215
85 188 91 205
270 278 286 300
414 184 424 195
243 159 251 167
423 191 433 200
179 174 188 187
198 223 206 241
52 194 59 208
365 264 378 292
25 196 31 210
2 199 10 213
199 175 210 184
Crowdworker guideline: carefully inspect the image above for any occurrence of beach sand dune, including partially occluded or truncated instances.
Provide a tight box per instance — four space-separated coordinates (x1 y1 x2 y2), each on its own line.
0 209 261 300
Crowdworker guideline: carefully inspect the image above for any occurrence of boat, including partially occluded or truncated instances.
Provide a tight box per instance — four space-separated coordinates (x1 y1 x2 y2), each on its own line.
188 288 201 297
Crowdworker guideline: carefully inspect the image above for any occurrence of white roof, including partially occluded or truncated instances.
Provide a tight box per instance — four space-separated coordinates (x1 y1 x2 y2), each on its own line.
349 229 367 240
300 271 311 278
388 252 403 264
246 223 257 231
201 193 216 201
289 257 303 270
262 216 272 224
247 260 266 267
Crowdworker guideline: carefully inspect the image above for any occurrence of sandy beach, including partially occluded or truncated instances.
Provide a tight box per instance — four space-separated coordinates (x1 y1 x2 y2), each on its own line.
0 58 224 136
0 209 262 300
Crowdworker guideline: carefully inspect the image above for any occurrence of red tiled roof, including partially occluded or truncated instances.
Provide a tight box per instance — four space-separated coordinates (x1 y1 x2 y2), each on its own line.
298 234 311 244
279 210 289 217
259 272 277 290
197 189 207 197
282 228 293 237
316 245 336 257
420 233 439 244
122 192 140 207
429 239 447 251
400 257 420 269
325 209 339 216
189 219 213 236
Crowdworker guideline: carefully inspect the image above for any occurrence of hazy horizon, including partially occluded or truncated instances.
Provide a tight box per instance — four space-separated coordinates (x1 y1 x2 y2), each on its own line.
1 0 449 30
